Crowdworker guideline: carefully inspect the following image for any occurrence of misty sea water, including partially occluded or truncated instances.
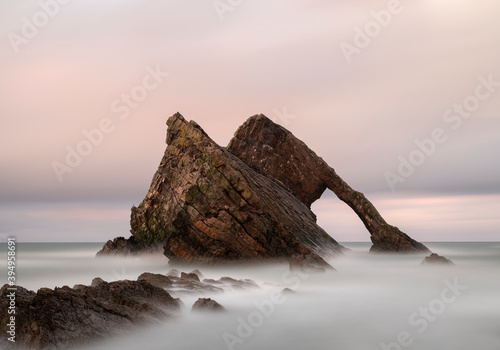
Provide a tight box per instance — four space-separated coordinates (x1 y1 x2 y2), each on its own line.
1 242 499 350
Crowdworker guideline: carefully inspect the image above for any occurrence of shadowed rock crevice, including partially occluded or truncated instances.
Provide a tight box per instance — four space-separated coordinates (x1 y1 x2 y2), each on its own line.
227 114 429 253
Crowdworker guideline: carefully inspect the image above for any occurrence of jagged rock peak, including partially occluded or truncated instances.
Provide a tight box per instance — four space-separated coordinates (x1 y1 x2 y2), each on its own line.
166 112 210 146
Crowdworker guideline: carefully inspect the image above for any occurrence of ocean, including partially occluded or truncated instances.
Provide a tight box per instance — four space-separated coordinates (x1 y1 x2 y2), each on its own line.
1 242 499 350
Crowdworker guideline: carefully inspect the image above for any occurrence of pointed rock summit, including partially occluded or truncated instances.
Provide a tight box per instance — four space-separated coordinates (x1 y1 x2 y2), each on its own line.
98 113 428 262
99 113 343 265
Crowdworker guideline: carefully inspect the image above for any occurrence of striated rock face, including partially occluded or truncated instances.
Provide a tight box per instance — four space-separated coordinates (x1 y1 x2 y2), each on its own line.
0 281 182 350
192 298 225 312
227 115 429 253
99 113 344 264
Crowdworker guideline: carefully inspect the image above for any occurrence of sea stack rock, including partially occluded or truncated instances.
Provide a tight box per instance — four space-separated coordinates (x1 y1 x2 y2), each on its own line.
191 298 226 312
99 113 343 264
227 115 429 253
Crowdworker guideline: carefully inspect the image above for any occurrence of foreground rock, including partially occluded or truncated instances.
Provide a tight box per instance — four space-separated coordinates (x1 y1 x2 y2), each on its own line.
421 253 454 265
0 281 182 350
97 236 162 257
99 113 343 265
192 298 225 312
228 115 429 253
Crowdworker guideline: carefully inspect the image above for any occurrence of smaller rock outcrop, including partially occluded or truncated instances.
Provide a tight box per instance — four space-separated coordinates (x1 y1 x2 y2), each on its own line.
96 236 161 256
421 253 454 265
90 277 105 287
192 298 225 312
180 272 200 281
138 272 173 288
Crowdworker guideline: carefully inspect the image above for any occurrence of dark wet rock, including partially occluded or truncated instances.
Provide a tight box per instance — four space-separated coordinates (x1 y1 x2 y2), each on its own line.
96 236 163 257
421 253 454 265
289 254 335 273
180 272 200 282
202 278 224 285
96 236 140 256
227 114 429 254
0 281 182 350
191 298 225 312
167 269 181 277
99 113 343 264
189 269 205 279
137 272 224 297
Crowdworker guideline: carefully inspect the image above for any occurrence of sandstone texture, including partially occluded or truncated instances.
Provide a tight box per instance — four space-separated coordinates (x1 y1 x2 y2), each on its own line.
99 113 343 264
0 281 182 350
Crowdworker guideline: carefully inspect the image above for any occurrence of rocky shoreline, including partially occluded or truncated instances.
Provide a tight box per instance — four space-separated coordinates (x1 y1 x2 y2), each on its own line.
0 268 262 350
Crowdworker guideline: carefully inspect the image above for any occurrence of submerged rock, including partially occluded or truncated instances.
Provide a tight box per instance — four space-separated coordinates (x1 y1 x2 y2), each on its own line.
180 272 200 282
138 272 173 288
421 253 454 265
0 281 182 350
227 115 429 253
191 298 225 312
138 272 223 296
99 113 343 264
280 288 297 296
289 254 335 273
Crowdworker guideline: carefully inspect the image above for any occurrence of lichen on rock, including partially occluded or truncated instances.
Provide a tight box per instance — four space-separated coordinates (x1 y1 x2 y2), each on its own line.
99 113 343 265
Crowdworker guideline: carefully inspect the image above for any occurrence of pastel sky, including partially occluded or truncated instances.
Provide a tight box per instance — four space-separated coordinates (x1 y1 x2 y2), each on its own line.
1 0 499 242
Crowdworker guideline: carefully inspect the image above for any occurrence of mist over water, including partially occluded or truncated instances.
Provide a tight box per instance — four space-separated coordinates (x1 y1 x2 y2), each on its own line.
1 242 499 350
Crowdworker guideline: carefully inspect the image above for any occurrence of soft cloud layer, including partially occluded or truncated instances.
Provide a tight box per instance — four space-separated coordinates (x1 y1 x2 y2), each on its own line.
1 0 499 241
